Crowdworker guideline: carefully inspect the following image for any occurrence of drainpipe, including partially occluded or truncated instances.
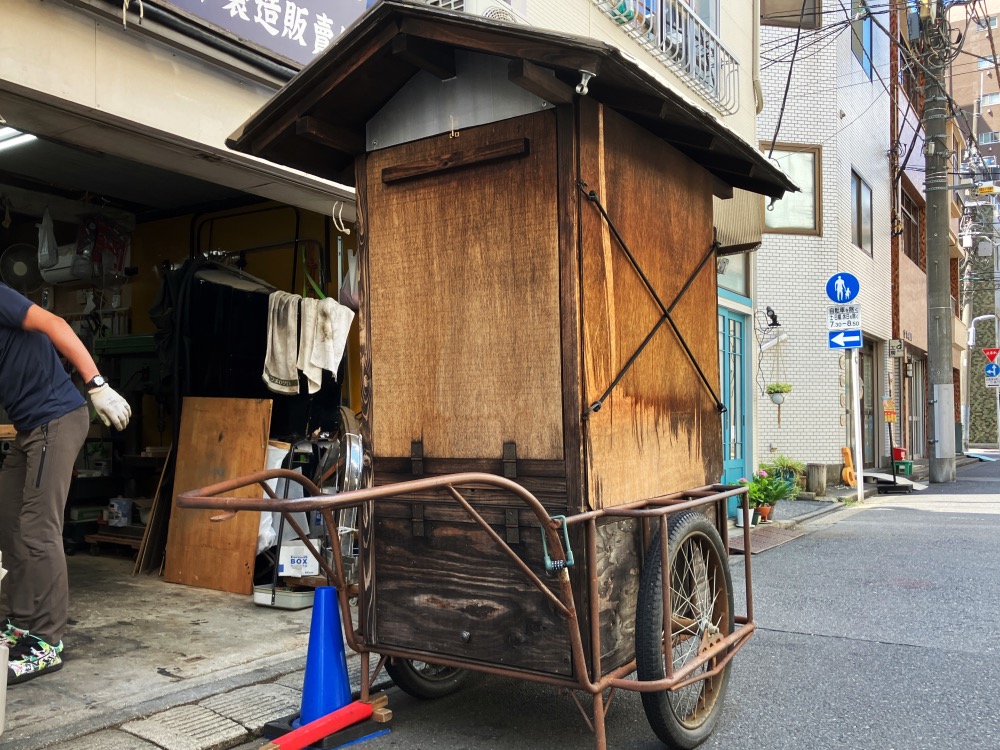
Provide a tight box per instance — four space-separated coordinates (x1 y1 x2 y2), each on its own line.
753 0 764 114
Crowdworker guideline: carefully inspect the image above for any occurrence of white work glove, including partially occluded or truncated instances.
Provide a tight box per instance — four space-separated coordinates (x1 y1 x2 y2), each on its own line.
88 384 132 431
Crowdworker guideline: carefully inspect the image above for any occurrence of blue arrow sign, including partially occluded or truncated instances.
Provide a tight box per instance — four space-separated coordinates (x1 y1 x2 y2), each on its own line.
828 329 863 350
826 272 860 303
986 363 1000 378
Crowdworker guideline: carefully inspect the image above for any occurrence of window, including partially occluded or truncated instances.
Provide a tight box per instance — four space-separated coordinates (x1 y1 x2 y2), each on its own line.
762 144 821 234
979 131 1000 145
979 56 997 70
900 47 920 106
760 0 821 30
690 0 719 32
717 253 747 296
900 190 921 265
983 92 1000 106
851 0 873 79
977 16 998 30
851 170 873 254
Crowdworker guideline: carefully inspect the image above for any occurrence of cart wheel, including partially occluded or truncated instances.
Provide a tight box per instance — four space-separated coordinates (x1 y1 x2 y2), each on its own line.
635 510 734 749
384 658 470 699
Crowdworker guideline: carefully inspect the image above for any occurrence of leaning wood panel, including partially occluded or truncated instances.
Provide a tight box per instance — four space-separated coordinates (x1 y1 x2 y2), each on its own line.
364 111 563 461
373 503 572 677
163 397 272 594
580 105 722 509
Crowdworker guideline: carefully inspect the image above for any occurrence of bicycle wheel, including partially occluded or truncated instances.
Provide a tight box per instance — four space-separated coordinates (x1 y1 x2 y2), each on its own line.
635 510 734 749
384 658 471 699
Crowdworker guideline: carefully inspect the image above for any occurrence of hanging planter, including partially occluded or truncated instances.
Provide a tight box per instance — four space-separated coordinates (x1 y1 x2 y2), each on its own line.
769 392 785 405
765 383 792 426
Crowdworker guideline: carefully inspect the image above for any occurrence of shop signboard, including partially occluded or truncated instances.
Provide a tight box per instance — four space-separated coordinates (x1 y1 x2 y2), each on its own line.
159 0 368 66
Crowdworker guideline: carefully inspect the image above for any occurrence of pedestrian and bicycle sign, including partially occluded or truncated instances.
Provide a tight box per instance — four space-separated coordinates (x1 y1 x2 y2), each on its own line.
826 272 859 304
829 330 863 349
825 273 862 349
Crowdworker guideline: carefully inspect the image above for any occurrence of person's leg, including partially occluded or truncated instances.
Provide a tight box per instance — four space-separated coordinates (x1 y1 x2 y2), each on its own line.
15 406 90 645
0 426 29 631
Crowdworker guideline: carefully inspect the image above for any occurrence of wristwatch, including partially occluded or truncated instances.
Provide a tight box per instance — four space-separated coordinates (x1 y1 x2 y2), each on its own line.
86 375 108 390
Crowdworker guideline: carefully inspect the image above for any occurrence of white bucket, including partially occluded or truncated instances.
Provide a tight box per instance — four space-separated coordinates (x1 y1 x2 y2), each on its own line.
734 508 755 528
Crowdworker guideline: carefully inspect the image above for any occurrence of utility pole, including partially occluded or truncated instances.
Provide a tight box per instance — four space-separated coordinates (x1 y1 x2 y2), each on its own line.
921 0 956 482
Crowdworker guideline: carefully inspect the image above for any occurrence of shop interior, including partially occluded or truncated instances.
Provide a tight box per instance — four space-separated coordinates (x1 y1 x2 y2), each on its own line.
0 118 363 737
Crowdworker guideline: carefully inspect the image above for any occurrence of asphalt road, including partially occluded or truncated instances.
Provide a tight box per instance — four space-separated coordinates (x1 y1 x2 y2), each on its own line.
350 460 1000 750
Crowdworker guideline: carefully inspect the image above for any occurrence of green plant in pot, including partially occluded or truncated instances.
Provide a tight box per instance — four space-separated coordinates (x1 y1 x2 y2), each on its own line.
761 454 806 488
740 470 797 524
765 382 793 405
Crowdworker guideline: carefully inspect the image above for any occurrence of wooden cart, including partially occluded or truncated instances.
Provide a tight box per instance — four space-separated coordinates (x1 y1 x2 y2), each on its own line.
182 5 793 748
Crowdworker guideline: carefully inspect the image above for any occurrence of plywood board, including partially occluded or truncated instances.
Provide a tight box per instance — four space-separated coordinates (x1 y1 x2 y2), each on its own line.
580 105 722 509
163 397 272 594
133 445 172 576
364 111 563 461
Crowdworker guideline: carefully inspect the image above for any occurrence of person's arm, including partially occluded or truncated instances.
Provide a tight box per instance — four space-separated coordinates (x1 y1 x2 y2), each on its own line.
21 304 131 431
22 304 100 382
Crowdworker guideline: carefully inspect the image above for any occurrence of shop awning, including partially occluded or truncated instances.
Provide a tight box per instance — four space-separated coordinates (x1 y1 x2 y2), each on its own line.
226 0 797 200
714 190 765 256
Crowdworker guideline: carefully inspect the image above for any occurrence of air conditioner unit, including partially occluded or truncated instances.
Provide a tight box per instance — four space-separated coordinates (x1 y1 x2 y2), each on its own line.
40 244 95 286
418 0 529 25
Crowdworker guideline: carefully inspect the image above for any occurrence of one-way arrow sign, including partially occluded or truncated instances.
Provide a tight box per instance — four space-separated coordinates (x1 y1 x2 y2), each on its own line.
828 330 863 350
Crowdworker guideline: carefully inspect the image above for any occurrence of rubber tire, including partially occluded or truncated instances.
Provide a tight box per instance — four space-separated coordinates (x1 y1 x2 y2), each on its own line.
384 658 471 699
635 510 735 749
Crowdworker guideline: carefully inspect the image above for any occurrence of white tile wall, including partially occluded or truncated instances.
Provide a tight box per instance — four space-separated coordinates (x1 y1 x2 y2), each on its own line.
756 11 894 466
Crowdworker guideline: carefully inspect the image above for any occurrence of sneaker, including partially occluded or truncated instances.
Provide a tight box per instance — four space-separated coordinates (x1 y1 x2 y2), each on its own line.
0 618 28 649
7 634 63 685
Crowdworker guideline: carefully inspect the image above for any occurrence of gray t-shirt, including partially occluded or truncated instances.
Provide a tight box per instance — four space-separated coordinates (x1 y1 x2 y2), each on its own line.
0 283 86 431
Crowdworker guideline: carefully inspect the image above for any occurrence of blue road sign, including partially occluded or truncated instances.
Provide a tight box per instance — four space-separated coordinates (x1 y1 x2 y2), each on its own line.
986 363 1000 378
828 329 863 350
826 272 860 304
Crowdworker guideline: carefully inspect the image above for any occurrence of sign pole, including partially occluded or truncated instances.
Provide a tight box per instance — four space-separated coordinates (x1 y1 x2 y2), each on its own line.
851 348 864 505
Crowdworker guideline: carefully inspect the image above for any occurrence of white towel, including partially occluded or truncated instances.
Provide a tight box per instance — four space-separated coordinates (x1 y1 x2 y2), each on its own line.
263 291 300 394
297 297 323 395
310 297 354 376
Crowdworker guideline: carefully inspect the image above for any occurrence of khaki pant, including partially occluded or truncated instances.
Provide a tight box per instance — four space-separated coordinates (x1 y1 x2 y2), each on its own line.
0 405 89 645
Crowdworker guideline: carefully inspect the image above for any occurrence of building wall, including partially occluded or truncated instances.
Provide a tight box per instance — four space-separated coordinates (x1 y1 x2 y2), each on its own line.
756 7 893 466
529 0 757 139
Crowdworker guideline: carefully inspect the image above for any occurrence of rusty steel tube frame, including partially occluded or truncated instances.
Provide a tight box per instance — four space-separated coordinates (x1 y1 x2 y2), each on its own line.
178 471 754 750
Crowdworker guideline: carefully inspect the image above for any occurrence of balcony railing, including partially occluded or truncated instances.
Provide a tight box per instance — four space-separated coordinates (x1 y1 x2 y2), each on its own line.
592 0 740 114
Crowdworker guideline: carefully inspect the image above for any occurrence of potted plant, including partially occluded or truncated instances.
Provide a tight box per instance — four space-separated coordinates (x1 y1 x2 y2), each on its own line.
739 469 798 524
762 454 806 490
765 382 793 404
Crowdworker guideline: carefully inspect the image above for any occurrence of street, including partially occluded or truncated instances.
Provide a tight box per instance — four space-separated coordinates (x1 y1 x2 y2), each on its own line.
353 461 1000 750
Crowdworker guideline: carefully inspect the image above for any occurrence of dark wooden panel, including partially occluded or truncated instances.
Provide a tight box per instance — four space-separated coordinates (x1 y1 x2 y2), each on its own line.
373 456 566 477
365 111 564 462
373 509 573 677
594 518 641 672
579 104 723 509
381 138 530 183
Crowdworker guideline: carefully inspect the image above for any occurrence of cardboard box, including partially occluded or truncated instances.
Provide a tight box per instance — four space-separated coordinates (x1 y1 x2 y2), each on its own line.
277 541 321 578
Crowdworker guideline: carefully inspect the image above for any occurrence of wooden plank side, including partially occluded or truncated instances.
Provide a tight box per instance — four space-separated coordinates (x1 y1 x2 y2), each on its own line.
580 105 722 509
373 505 572 677
364 110 563 462
163 398 272 594
594 518 641 672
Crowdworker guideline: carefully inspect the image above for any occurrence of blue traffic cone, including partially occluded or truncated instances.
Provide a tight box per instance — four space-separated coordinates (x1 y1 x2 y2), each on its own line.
294 586 352 727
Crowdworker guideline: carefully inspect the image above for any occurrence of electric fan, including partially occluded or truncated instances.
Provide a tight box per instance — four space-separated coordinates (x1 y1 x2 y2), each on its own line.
1 243 44 294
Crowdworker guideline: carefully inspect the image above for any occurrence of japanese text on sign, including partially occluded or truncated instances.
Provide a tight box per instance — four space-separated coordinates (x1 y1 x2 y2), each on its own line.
827 304 861 331
161 1 365 65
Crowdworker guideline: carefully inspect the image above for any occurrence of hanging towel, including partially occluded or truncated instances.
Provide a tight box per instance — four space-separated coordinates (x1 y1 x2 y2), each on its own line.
297 297 323 394
263 291 300 394
310 297 354 376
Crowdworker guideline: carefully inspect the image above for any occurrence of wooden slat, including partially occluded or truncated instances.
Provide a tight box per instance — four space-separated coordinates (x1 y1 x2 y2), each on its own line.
508 59 575 105
162 398 272 594
373 456 565 477
390 34 456 80
296 116 366 155
133 445 173 576
381 138 530 184
580 104 722 509
0 424 15 439
373 512 572 676
365 111 563 462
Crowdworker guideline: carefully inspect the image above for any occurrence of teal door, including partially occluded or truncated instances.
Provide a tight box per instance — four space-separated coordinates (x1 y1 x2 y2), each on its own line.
718 307 748 490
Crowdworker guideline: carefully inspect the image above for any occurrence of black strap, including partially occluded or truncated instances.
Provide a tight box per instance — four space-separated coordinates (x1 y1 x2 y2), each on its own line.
578 181 726 416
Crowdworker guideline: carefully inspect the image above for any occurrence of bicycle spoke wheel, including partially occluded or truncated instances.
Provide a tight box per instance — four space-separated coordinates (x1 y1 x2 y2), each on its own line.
636 510 734 749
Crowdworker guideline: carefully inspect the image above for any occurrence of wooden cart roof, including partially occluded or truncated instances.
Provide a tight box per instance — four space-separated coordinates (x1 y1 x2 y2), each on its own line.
226 1 796 199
